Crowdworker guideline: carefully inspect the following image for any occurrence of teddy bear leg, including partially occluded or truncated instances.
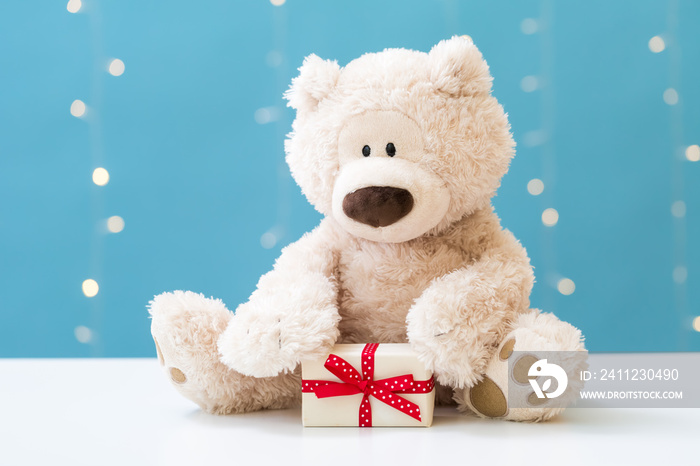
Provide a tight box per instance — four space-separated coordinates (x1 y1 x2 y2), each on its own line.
149 291 301 414
454 310 585 422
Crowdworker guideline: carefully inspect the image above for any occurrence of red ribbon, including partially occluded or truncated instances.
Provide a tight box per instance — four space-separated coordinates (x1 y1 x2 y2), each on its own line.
302 343 435 427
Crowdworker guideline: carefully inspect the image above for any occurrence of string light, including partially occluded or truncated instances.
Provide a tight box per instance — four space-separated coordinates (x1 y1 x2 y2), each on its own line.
671 200 686 218
70 99 86 117
74 326 92 343
108 59 125 76
107 216 125 233
663 88 679 105
557 278 575 295
254 107 280 125
685 144 700 162
66 0 81 13
542 208 559 227
648 36 665 53
92 167 110 186
260 231 277 249
527 179 544 195
523 130 547 147
673 266 687 284
520 76 539 92
693 316 700 333
520 18 538 35
82 279 99 298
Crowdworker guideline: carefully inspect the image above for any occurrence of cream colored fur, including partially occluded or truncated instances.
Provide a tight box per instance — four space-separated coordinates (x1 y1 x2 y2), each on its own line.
149 37 585 422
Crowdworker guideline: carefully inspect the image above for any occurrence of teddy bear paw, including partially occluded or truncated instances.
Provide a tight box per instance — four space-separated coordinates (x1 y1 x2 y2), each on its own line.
217 306 299 378
455 310 586 422
149 291 243 414
456 336 563 422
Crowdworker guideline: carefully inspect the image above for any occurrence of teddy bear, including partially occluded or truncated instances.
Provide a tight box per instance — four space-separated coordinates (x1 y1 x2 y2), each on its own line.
149 36 585 422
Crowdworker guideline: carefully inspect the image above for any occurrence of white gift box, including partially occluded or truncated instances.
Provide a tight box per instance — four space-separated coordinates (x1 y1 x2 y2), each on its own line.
301 343 435 427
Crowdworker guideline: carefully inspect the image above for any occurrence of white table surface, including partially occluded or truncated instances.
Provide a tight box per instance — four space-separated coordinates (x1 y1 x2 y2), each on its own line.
1 358 697 466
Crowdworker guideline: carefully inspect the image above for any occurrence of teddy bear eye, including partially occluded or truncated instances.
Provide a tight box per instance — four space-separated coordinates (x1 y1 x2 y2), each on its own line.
386 143 396 157
362 145 371 157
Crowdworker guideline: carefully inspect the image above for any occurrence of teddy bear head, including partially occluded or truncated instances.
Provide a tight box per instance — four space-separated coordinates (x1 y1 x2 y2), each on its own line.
284 36 514 243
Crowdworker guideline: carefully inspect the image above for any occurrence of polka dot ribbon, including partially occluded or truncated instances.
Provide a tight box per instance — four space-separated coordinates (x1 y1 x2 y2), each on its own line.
302 343 435 427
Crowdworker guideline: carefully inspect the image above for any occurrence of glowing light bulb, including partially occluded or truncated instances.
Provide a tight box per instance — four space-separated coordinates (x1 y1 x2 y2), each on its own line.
254 107 280 125
527 179 544 196
74 326 92 343
685 145 700 162
520 76 539 92
521 18 538 35
542 208 559 227
270 0 285 5
557 278 575 295
663 88 679 105
108 58 125 76
260 232 277 249
82 279 99 297
92 167 109 186
66 0 81 13
692 316 700 333
648 36 665 53
671 200 686 218
107 216 124 233
70 100 86 117
673 266 687 284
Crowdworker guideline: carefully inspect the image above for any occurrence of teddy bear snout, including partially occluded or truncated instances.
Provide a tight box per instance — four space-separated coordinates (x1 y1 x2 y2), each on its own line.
342 186 414 228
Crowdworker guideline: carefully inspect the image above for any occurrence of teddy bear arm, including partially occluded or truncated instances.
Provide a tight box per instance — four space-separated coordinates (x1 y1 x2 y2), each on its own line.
217 222 342 378
407 229 534 388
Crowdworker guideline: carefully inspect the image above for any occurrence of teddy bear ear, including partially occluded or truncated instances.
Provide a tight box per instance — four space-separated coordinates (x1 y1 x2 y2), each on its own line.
428 36 493 96
284 54 341 113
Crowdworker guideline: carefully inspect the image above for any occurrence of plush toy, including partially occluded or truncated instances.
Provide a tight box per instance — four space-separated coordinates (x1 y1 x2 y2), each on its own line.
149 36 585 422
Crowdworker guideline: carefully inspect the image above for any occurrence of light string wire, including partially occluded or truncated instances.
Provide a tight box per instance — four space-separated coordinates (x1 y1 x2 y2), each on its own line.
666 0 689 348
87 1 106 356
537 0 561 311
256 1 291 250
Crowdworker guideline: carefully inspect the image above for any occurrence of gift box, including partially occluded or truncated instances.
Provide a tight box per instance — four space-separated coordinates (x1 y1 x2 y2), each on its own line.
301 343 435 427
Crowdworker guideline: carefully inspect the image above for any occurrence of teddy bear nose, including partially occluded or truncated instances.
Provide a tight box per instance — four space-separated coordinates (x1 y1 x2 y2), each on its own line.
342 187 414 228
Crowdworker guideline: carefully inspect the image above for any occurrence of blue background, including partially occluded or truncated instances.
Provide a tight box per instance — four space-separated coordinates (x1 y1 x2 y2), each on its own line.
1 0 698 357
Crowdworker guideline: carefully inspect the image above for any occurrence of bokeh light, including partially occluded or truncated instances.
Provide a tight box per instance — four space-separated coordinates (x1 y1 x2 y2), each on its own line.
663 88 679 105
260 232 277 249
108 58 125 76
648 36 665 53
558 278 576 295
92 167 110 186
520 75 539 92
70 99 86 117
673 266 687 284
542 208 559 227
671 200 686 218
693 316 700 333
66 0 81 13
82 279 99 298
107 216 125 233
520 18 538 35
74 326 92 343
527 179 544 196
685 144 700 162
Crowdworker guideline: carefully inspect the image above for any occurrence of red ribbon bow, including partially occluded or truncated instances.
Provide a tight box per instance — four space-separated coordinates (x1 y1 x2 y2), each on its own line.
302 343 435 427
